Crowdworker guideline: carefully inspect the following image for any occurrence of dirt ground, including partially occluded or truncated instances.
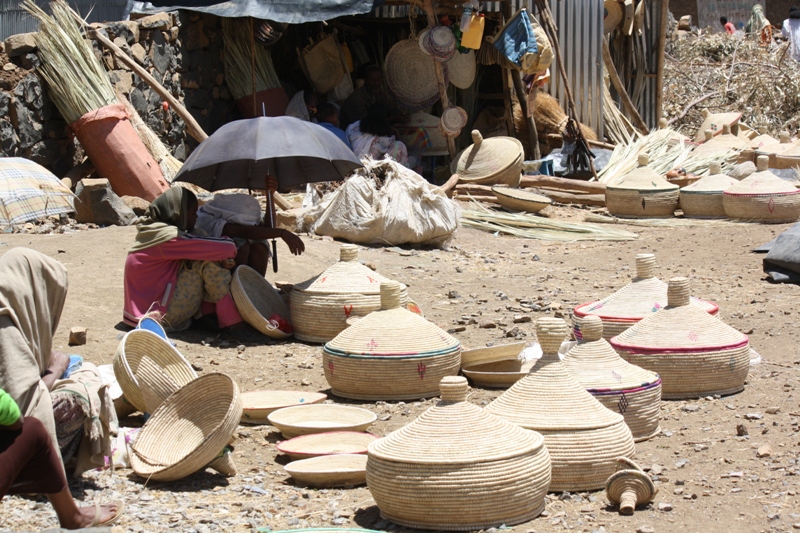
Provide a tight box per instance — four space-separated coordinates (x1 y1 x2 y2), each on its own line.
1 209 799 533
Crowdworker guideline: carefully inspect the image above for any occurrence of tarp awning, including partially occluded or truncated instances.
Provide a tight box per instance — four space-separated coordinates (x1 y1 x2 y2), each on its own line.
138 0 379 23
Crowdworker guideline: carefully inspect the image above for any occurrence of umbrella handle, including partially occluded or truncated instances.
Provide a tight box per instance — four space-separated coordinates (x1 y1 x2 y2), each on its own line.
272 239 278 273
267 188 278 273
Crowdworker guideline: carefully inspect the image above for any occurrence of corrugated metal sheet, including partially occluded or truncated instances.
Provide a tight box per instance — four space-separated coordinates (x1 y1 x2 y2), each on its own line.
636 0 664 128
1 0 129 41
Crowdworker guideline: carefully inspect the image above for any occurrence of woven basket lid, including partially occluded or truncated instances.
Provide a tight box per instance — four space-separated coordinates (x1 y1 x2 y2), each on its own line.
607 154 678 192
368 376 544 464
574 253 718 320
325 281 459 356
748 133 781 151
562 315 659 389
294 244 404 296
385 38 445 110
445 49 476 89
425 26 456 62
610 277 748 353
700 124 748 151
726 156 798 195
486 318 625 431
693 111 741 143
604 0 623 33
681 162 737 194
450 130 524 180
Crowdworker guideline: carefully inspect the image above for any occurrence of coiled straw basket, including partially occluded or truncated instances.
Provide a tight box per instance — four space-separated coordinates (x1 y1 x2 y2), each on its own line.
723 155 800 223
113 329 197 414
606 154 679 218
610 277 750 400
680 162 738 219
367 376 551 531
231 265 292 340
130 373 243 481
450 130 523 187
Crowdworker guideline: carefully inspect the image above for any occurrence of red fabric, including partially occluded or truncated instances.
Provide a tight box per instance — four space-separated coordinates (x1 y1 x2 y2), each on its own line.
123 236 237 327
1 417 67 498
725 22 736 34
199 296 244 328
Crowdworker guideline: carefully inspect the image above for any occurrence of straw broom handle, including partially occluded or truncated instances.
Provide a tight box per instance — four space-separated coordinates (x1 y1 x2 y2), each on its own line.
421 0 456 160
601 36 649 134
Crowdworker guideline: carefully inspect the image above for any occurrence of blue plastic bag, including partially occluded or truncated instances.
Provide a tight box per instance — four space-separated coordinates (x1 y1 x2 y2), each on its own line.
492 9 538 68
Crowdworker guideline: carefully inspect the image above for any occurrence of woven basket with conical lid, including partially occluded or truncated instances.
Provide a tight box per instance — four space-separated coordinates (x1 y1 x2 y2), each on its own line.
563 315 661 442
606 154 679 218
486 318 635 492
573 254 719 339
610 277 750 400
694 124 748 157
290 244 409 343
680 162 738 218
450 130 522 187
367 376 551 530
323 281 460 400
723 155 800 223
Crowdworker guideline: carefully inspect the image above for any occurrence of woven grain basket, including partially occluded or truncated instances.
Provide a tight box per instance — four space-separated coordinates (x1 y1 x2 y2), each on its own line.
231 265 292 340
610 277 750 400
267 404 377 439
492 186 551 213
130 372 243 481
291 244 409 343
276 431 378 460
113 329 197 414
573 253 719 340
285 454 368 488
323 281 461 400
486 318 635 492
563 315 661 442
240 390 327 425
606 154 679 218
368 376 551 531
680 162 738 219
723 156 800 223
450 130 523 187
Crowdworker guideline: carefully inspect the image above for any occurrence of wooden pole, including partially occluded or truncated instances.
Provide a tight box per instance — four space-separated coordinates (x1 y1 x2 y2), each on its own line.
655 0 670 123
250 17 257 117
501 68 517 139
601 36 649 134
512 72 541 159
420 0 456 160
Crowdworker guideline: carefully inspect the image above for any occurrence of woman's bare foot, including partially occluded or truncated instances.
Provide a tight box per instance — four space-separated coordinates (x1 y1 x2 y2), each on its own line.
70 502 118 528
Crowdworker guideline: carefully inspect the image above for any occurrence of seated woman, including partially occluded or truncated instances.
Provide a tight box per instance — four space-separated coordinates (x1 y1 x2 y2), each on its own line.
285 89 319 122
345 103 411 167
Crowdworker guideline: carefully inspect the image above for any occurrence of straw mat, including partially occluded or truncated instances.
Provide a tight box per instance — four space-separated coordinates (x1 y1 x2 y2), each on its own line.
285 454 367 488
231 265 292 340
445 49 476 89
267 404 377 439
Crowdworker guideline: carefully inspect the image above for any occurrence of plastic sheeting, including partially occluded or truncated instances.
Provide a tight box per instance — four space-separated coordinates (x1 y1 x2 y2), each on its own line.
138 0 377 23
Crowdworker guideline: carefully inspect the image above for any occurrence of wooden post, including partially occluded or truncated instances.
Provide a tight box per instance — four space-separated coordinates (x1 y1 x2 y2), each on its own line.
421 0 456 160
501 68 517 139
655 0 670 123
601 36 649 134
511 72 541 160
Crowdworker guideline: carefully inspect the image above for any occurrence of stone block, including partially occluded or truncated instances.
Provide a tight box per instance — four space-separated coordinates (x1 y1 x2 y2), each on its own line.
4 33 37 57
138 12 171 30
20 52 40 70
0 92 8 118
68 327 87 346
130 43 147 64
109 70 133 94
11 100 43 149
0 119 18 155
74 178 136 226
678 15 691 31
122 195 150 216
113 36 131 55
24 139 59 167
123 20 140 42
276 208 303 232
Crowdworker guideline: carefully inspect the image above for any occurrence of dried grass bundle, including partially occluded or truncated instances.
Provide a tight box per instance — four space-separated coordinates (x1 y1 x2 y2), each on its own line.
222 17 281 100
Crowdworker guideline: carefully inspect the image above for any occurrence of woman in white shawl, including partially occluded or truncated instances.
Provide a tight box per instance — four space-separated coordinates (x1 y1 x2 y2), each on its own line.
285 90 319 122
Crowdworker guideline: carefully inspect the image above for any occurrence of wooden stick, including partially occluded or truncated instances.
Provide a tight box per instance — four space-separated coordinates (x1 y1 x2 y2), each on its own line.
655 0 669 122
438 173 460 197
421 0 456 160
601 36 649 134
545 133 616 151
519 175 606 194
667 91 720 126
454 183 605 206
512 71 541 159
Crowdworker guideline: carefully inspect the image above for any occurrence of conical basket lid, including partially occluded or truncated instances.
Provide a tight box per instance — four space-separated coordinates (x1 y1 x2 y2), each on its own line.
682 164 737 194
574 254 718 320
726 157 798 194
450 130 523 180
610 278 748 353
562 315 659 389
607 154 678 192
295 244 404 295
748 133 780 151
368 376 544 464
325 281 459 356
486 318 624 431
703 125 748 151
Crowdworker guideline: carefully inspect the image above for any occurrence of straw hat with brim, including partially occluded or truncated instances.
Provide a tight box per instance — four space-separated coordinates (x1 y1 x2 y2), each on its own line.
130 373 243 482
451 130 523 187
693 112 741 143
385 39 446 110
418 28 431 55
445 49 476 89
439 106 468 137
276 431 378 460
267 404 377 439
368 376 551 530
610 278 750 400
424 26 457 63
285 454 367 488
680 162 738 218
486 318 635 492
290 244 409 343
492 186 552 213
323 281 461 401
604 0 623 33
723 156 800 223
606 154 679 218
563 315 662 442
231 265 292 340
573 253 719 339
240 390 327 425
113 329 197 414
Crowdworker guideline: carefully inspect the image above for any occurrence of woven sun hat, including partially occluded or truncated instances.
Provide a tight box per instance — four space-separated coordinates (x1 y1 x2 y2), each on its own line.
438 106 468 137
290 244 409 343
240 390 327 425
267 404 377 439
610 277 750 400
130 373 243 481
451 130 523 187
680 162 738 219
231 266 292 340
418 27 431 55
285 454 367 488
604 0 623 33
486 318 635 492
276 431 378 460
723 155 800 223
461 358 533 389
113 329 197 414
492 186 552 213
606 153 679 218
424 26 457 62
563 315 661 442
573 253 719 340
323 281 461 401
445 49 476 89
385 38 446 110
367 376 551 530
693 111 741 143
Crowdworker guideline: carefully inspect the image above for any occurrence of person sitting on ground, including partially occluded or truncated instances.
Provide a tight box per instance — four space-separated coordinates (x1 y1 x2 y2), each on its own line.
782 6 800 61
316 103 352 150
720 16 736 35
346 104 411 167
285 89 319 122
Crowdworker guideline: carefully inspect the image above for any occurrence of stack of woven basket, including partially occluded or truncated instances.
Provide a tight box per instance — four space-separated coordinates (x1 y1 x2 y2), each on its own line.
606 154 679 218
323 281 461 400
367 376 551 530
723 155 800 223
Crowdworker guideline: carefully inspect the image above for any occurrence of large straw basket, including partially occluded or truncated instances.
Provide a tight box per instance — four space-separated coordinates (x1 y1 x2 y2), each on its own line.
240 390 327 425
276 431 378 460
680 162 737 218
610 278 750 400
231 265 292 340
451 130 523 187
291 244 409 343
130 373 243 481
492 186 551 213
461 342 526 368
323 281 461 401
385 38 445 110
113 329 197 414
267 404 377 439
723 156 800 223
285 454 368 488
461 359 531 389
367 376 551 531
606 154 679 218
573 253 719 340
487 318 635 492
563 315 661 442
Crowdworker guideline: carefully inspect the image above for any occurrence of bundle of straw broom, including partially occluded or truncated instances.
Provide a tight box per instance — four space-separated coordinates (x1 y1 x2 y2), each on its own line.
222 17 282 100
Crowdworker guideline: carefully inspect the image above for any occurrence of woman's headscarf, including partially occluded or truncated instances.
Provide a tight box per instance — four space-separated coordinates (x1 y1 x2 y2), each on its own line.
131 187 196 252
746 4 771 33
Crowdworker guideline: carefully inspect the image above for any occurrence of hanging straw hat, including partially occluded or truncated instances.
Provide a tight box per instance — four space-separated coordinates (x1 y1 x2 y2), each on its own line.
610 278 750 399
604 0 624 33
451 130 523 187
418 28 431 56
563 315 662 442
444 49 476 89
606 154 679 218
367 376 551 530
424 26 457 63
438 106 468 137
323 281 461 401
723 155 800 223
680 161 738 218
385 39 446 111
573 253 719 339
130 373 243 481
231 265 292 340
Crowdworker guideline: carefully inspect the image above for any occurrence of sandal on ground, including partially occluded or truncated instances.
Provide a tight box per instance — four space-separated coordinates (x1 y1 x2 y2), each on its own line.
88 499 125 527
